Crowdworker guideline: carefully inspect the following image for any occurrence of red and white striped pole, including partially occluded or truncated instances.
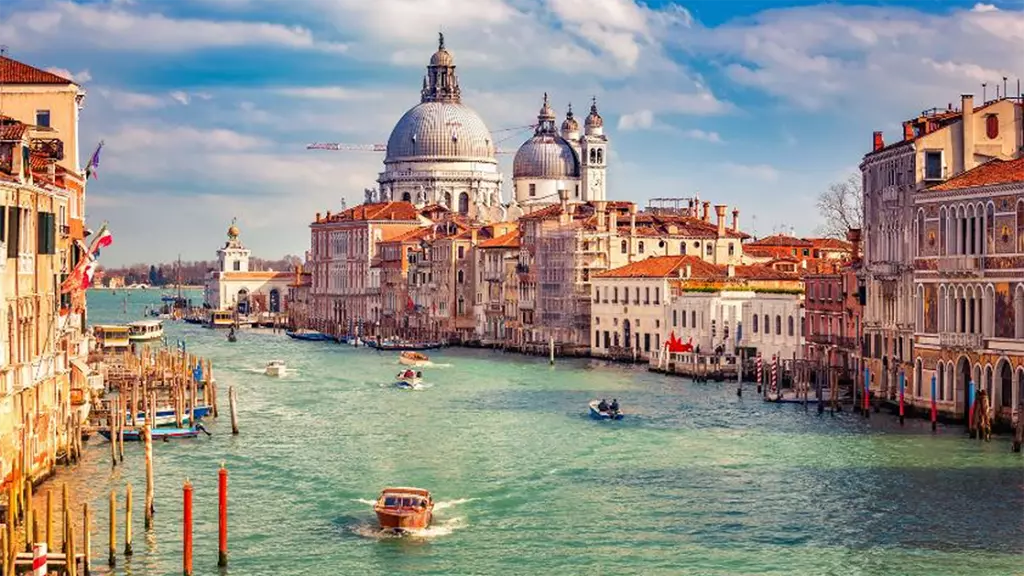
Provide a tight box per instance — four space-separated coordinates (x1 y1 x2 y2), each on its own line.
32 542 47 576
756 353 763 394
771 355 778 396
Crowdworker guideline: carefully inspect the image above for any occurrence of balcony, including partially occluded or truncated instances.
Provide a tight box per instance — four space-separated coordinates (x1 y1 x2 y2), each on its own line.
60 225 70 238
939 332 982 350
881 185 901 204
30 138 64 161
869 262 899 277
936 256 981 276
18 253 33 275
806 334 858 350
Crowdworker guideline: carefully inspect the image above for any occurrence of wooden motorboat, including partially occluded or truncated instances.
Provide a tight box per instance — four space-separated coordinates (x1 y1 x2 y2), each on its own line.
373 487 433 533
589 400 623 420
399 351 430 367
125 405 211 427
265 360 287 377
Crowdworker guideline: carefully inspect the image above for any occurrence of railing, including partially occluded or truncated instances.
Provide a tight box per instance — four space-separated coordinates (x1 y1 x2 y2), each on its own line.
870 262 899 276
937 256 980 273
939 332 982 350
18 253 34 275
806 334 858 349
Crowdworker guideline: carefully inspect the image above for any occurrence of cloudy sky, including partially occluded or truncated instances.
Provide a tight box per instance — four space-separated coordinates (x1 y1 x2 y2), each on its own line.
3 0 1021 266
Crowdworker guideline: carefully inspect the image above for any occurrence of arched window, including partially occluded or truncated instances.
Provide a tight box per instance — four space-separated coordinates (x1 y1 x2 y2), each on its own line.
596 149 603 164
728 243 735 256
1017 200 1024 253
764 315 769 335
457 270 464 284
692 311 696 327
915 359 923 397
1000 361 1013 408
458 192 469 214
939 207 947 255
985 203 995 254
638 241 645 254
986 114 999 139
775 315 782 335
787 315 794 336
681 242 687 254
402 191 412 202
621 240 627 254
457 296 465 315
589 149 596 163
937 363 944 401
917 209 925 256
752 314 758 333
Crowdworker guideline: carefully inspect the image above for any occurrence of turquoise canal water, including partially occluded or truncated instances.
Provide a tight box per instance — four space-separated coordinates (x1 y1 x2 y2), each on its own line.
51 290 1024 575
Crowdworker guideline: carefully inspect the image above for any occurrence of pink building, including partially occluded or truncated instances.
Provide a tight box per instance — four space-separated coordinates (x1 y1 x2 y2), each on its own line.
803 230 864 386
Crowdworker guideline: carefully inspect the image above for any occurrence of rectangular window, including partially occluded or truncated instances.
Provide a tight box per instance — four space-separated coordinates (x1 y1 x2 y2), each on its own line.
924 151 943 180
233 261 240 271
644 333 650 352
681 310 686 328
529 183 536 197
7 207 21 258
36 212 55 254
36 110 51 128
654 287 660 305
645 287 650 304
672 310 677 327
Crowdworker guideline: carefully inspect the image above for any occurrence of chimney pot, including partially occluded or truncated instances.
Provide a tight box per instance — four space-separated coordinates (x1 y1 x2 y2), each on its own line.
727 264 735 277
715 204 727 237
702 201 711 222
903 122 914 141
961 94 976 171
731 209 740 233
872 131 884 151
316 212 321 222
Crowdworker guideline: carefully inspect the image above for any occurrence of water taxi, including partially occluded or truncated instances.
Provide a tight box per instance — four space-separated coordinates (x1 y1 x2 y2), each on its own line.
373 487 433 533
265 360 287 377
589 400 623 420
128 319 164 342
399 351 430 367
94 325 131 350
206 310 234 329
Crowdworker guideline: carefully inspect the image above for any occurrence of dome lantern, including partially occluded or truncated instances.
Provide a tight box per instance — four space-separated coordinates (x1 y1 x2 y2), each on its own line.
560 103 580 139
585 97 604 135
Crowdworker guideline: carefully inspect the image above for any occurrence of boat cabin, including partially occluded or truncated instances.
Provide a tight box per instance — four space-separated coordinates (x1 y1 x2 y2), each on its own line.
94 325 130 350
376 487 432 510
128 319 164 342
207 311 234 329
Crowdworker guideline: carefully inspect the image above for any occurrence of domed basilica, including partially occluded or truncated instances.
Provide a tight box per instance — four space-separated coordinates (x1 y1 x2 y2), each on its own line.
370 34 610 221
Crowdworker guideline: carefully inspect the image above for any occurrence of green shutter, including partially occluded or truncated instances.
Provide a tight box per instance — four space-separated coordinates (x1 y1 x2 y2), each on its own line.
37 212 46 254
46 213 56 254
7 207 20 258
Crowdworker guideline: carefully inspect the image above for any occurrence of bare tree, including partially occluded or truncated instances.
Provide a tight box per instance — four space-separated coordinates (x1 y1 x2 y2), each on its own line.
815 173 863 239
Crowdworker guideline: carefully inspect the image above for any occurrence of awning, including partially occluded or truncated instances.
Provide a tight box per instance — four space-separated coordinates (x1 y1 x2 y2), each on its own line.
70 357 93 378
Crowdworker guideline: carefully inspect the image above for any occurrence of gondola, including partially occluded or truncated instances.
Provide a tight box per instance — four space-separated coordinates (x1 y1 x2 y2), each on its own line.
365 340 444 352
285 330 332 342
97 425 210 441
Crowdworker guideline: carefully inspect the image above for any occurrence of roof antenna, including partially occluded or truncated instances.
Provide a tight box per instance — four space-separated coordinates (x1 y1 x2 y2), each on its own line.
982 82 987 103
1004 76 1009 100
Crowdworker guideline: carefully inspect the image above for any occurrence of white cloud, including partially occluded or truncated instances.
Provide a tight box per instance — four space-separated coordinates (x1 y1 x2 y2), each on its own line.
683 129 722 143
170 91 190 105
972 3 998 13
96 88 167 111
618 110 654 130
0 1 347 53
45 67 92 83
275 87 382 101
720 162 779 182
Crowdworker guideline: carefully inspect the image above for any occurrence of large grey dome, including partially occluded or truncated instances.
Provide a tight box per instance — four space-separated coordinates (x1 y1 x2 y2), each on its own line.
385 101 496 164
513 134 580 179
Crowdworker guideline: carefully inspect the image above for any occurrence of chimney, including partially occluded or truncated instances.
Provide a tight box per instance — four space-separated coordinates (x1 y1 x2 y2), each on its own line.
629 210 636 237
609 208 618 234
684 264 692 279
847 227 862 263
961 94 975 172
872 131 884 151
731 209 740 233
702 201 711 222
471 228 478 245
559 189 569 212
315 212 321 222
326 210 332 219
903 121 914 141
595 200 607 231
715 205 727 237
727 264 735 277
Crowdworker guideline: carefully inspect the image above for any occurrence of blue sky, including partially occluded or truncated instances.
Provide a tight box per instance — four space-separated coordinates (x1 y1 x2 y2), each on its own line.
1 0 1021 266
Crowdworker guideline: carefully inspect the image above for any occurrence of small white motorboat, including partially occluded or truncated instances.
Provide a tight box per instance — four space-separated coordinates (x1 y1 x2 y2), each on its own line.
265 360 287 377
394 370 424 390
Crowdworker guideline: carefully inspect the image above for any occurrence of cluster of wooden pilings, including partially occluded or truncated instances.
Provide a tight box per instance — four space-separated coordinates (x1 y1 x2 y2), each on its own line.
1 465 232 575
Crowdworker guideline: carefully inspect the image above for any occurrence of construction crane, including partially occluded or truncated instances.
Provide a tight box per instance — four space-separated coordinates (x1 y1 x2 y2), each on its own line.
307 124 536 156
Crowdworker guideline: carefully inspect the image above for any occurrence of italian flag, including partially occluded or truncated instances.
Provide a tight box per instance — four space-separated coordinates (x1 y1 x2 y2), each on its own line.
90 224 113 257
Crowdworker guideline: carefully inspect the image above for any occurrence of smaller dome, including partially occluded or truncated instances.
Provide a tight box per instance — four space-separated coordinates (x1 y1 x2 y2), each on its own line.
561 103 579 133
513 134 581 180
228 225 240 237
586 98 603 128
538 92 555 122
430 49 454 67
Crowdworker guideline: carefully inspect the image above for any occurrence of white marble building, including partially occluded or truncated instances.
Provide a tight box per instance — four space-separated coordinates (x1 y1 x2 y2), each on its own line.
374 34 505 223
204 221 292 314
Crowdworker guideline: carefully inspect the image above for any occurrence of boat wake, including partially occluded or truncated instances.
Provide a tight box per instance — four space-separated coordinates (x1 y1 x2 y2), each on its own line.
243 367 300 377
433 497 475 511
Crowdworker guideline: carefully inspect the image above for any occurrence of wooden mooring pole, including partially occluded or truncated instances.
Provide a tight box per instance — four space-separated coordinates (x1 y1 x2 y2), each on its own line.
107 490 115 567
144 426 155 530
45 489 53 551
83 502 91 576
229 386 239 435
23 482 32 553
124 483 133 556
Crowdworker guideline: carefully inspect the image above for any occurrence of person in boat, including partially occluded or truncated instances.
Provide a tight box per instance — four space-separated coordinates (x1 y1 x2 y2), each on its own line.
415 371 423 378
609 399 619 413
402 369 414 379
598 399 609 412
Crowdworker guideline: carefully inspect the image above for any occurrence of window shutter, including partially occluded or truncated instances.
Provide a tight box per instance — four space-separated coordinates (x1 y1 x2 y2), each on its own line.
47 213 56 254
7 207 20 258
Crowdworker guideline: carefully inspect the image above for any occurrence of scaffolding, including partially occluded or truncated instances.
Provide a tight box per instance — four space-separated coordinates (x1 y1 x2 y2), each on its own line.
535 221 591 350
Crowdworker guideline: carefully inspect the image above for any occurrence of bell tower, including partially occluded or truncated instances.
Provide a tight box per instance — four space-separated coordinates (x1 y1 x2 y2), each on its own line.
217 218 251 273
580 97 608 202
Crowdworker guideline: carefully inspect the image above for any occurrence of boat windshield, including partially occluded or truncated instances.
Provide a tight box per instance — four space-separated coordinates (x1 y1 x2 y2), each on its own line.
383 495 425 508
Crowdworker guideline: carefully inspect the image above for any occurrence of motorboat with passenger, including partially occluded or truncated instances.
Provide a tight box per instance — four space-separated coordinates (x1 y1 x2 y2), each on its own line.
399 351 430 367
265 360 287 377
394 370 424 390
373 487 434 533
589 400 623 420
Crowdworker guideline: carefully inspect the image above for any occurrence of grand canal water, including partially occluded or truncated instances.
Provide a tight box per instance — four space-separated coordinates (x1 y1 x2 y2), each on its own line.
48 290 1024 575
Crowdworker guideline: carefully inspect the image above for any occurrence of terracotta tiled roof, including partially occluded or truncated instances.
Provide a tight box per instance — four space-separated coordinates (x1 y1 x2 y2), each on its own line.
596 255 721 279
30 153 51 171
0 56 76 85
381 227 431 244
733 264 802 281
810 238 853 251
323 201 420 222
927 157 1024 191
0 118 26 141
746 234 814 248
478 230 520 249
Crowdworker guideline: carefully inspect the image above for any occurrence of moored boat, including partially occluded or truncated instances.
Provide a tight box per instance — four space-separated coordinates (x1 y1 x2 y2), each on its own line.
373 487 434 533
366 339 444 352
265 360 287 377
97 425 209 441
286 329 331 342
94 324 131 351
125 405 212 427
399 351 430 367
128 319 165 342
206 311 234 329
589 400 623 420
